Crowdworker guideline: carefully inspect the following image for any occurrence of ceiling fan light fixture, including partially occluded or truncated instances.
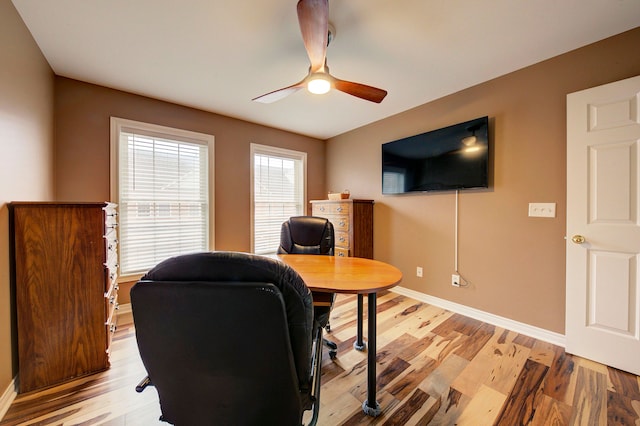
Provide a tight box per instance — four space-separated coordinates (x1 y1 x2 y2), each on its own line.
307 76 331 94
252 0 387 103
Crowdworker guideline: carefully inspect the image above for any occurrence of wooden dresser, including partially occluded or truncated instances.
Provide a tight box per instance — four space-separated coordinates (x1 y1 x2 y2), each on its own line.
9 202 119 393
310 199 374 259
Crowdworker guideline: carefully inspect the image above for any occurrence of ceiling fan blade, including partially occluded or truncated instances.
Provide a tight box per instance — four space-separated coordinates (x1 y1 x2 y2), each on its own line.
334 78 388 103
255 0 389 104
252 80 306 103
297 0 329 72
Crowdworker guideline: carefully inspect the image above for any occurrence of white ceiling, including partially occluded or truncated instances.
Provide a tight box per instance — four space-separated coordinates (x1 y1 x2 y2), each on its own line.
11 0 640 140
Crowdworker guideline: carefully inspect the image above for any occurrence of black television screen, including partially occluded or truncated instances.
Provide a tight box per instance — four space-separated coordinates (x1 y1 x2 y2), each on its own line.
382 116 489 194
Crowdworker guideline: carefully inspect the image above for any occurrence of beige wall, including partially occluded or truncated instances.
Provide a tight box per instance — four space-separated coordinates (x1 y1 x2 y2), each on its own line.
0 0 55 397
326 27 640 334
54 77 327 304
54 77 327 251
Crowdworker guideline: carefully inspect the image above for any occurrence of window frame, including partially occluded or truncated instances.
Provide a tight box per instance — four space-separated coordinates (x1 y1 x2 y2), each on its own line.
110 117 215 281
250 143 307 255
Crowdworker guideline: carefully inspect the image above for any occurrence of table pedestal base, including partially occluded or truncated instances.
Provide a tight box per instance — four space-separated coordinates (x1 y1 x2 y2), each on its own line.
362 400 381 417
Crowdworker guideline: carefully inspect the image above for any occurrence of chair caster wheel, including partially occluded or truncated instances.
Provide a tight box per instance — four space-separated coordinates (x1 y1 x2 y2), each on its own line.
329 350 337 360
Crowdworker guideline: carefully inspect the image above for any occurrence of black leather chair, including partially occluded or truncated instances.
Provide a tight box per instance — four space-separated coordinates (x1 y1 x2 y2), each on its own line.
278 216 338 359
131 251 323 425
278 216 334 257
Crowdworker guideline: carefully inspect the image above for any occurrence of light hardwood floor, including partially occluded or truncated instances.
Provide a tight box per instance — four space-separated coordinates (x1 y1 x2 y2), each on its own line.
1 291 639 425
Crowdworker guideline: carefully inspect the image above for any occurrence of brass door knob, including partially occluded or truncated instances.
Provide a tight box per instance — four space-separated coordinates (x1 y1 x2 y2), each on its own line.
571 235 586 244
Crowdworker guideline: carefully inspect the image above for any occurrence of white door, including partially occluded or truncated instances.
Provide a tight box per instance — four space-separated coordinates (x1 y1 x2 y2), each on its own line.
566 75 640 375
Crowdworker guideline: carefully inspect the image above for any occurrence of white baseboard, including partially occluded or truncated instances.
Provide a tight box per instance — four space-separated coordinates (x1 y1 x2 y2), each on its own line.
0 377 17 421
391 286 566 347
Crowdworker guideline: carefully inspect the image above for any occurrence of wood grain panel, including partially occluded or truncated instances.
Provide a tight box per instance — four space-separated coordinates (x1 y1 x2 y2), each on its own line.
530 394 572 426
456 384 506 426
383 388 430 426
351 200 374 259
455 322 495 361
570 366 608 425
607 365 640 399
2 292 639 425
10 203 114 394
543 344 576 403
606 390 640 425
386 353 438 401
494 358 548 425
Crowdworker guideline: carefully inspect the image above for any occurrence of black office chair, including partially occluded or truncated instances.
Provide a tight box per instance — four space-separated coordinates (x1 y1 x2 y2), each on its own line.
131 251 323 425
278 216 338 359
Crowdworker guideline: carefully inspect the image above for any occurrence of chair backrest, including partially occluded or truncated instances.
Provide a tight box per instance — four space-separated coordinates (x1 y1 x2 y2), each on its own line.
131 251 314 425
277 216 334 255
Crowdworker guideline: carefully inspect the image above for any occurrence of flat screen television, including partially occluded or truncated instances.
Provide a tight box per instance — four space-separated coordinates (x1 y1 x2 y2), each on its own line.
382 116 489 194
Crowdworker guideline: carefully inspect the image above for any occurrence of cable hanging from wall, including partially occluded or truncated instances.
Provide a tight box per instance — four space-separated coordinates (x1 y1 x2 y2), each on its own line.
454 190 470 288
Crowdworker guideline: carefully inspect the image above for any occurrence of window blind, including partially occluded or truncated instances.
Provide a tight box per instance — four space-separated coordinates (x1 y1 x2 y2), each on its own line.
118 129 209 275
252 148 305 254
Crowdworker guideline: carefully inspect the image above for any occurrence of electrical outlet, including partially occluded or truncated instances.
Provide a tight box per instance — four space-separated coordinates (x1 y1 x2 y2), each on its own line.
452 274 460 287
416 267 423 278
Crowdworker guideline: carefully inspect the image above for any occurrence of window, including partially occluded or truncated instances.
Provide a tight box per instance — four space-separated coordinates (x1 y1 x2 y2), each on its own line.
110 117 214 278
251 144 306 254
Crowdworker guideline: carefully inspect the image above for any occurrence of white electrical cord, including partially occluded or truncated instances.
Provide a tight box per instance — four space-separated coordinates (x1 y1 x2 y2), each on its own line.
454 190 469 287
455 190 459 272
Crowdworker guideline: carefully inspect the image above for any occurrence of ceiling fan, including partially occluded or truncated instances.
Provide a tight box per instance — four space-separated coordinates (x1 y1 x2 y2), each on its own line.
252 0 388 104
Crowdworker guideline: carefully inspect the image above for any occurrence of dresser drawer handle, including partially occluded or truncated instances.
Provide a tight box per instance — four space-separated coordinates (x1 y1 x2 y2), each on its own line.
339 221 346 227
319 206 325 212
110 324 117 333
339 236 345 242
338 252 346 257
109 295 116 304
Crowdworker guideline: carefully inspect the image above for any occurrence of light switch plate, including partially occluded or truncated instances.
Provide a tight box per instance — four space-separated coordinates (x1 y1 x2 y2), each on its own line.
528 202 556 218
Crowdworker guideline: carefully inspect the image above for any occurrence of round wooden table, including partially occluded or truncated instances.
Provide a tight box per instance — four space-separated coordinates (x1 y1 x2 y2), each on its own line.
276 254 403 417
